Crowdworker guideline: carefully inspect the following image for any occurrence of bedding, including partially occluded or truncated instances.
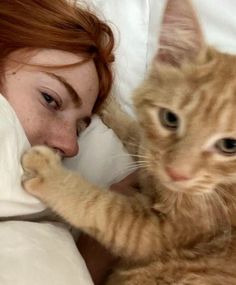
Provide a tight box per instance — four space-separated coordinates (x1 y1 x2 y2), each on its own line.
0 95 45 217
0 221 93 285
0 94 94 285
1 0 236 284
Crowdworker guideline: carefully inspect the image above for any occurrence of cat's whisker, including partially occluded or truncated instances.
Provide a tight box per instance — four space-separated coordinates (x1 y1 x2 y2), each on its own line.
123 139 161 156
123 161 148 166
123 161 150 169
204 190 232 243
133 160 152 166
109 151 155 165
109 153 148 160
201 194 218 233
122 139 142 149
110 165 152 184
110 161 153 180
122 164 152 172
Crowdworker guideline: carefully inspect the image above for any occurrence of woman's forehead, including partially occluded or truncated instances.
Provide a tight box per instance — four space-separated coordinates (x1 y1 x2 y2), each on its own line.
7 48 85 66
4 48 99 113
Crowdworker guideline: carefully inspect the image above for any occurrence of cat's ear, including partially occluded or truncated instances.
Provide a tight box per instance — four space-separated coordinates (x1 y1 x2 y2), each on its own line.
157 0 205 66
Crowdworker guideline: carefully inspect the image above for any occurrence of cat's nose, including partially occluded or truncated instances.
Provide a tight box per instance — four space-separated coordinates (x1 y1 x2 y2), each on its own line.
165 166 191 182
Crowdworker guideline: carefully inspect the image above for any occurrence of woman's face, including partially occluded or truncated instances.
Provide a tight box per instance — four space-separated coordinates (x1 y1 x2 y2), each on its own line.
1 49 99 158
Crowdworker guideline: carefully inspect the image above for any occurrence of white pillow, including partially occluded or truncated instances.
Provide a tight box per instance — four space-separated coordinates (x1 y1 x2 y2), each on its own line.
0 95 46 217
64 115 133 187
88 0 165 114
192 0 236 54
0 96 94 285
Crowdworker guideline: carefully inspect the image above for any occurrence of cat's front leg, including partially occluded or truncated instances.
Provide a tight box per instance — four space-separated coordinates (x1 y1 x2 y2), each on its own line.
21 146 163 262
21 145 95 226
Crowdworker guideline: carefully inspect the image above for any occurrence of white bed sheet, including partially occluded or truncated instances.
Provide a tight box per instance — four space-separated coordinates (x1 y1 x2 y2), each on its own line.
0 221 93 285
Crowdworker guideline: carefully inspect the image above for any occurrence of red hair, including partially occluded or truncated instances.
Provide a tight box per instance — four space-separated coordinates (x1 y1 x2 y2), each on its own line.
0 0 115 111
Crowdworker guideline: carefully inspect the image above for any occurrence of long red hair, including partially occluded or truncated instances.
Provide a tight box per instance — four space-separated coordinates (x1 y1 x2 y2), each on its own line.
0 0 115 111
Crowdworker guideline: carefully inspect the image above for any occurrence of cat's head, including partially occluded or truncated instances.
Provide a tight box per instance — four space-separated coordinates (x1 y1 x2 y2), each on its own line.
133 0 236 195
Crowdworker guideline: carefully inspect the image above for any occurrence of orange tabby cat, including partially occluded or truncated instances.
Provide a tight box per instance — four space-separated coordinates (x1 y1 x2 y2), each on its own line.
22 0 236 284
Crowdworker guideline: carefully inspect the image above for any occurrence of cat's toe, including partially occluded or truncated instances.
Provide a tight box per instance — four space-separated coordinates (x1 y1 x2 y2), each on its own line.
21 169 43 196
21 146 61 196
22 145 61 173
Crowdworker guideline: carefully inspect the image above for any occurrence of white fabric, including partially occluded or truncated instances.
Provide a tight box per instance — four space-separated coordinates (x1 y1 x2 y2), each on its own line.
0 221 93 285
0 95 46 217
88 0 162 115
1 1 236 285
64 115 133 187
0 96 94 285
192 0 236 54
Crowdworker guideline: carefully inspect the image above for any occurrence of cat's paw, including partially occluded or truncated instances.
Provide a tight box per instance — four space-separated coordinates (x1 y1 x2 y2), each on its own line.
21 146 62 198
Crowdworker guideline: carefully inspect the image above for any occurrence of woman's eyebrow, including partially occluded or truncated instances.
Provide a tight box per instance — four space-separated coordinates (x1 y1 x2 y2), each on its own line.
44 72 82 107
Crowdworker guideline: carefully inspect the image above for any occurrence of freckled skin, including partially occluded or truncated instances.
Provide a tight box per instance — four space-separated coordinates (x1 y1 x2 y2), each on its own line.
1 49 99 157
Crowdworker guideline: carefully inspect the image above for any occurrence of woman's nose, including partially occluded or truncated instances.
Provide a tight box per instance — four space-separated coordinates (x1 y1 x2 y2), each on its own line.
49 128 79 158
60 138 79 158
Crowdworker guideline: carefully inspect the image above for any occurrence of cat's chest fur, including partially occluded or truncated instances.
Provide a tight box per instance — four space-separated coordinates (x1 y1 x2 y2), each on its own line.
138 167 236 259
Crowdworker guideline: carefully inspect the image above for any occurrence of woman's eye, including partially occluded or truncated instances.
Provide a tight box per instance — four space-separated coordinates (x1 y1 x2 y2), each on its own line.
159 108 179 130
215 138 236 155
41 92 59 109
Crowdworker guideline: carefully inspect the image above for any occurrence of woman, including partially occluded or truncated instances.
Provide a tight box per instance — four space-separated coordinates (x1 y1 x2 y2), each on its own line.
0 0 114 153
0 1 136 284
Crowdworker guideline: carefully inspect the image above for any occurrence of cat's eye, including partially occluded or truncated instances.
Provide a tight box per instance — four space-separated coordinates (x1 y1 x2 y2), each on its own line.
215 138 236 155
159 108 179 130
